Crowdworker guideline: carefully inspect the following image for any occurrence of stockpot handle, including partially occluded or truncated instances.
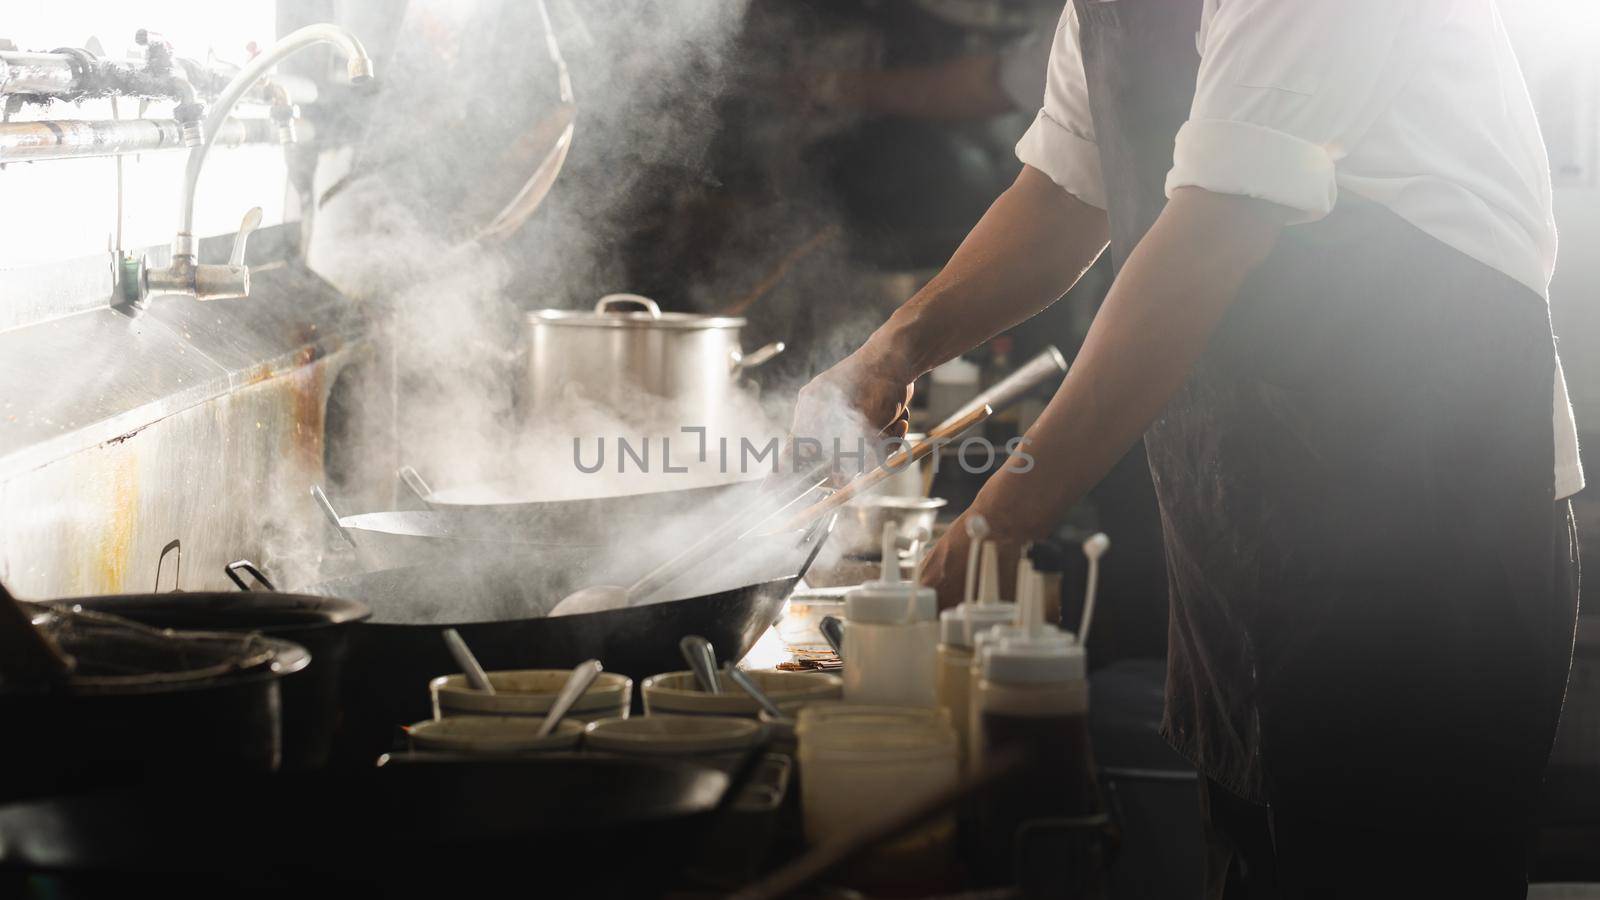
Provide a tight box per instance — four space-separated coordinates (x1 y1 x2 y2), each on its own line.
730 341 785 377
397 465 433 503
225 559 277 592
594 293 662 318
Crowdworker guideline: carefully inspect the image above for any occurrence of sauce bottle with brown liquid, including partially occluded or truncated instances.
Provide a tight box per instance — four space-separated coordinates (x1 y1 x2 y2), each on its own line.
937 541 1016 764
970 557 1092 884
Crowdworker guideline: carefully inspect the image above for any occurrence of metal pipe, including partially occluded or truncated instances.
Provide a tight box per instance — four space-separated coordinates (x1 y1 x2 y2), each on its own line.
0 51 78 95
2 47 204 144
0 117 309 164
0 49 303 107
178 24 373 242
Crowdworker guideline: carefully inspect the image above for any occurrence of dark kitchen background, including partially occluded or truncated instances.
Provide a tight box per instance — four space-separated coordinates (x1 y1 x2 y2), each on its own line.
0 0 1597 894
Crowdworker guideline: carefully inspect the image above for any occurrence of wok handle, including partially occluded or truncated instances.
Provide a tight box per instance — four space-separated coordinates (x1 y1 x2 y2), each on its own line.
311 485 358 549
224 559 277 592
397 465 433 503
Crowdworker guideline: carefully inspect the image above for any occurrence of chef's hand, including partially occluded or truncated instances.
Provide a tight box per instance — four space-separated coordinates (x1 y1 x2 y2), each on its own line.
789 351 914 478
918 510 1022 610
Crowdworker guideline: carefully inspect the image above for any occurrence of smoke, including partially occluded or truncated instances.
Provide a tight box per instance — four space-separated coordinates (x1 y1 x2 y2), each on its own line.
282 0 886 611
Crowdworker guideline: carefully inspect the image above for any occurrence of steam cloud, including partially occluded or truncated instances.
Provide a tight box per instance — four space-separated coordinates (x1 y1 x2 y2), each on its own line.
278 0 886 610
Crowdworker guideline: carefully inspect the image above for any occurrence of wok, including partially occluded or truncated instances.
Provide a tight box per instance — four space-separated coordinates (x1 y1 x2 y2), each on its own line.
316 476 767 570
303 517 834 758
0 754 730 898
397 464 759 540
312 485 608 571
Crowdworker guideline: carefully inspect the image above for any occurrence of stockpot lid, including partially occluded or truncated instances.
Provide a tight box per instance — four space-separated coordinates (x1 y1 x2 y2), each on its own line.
527 293 746 331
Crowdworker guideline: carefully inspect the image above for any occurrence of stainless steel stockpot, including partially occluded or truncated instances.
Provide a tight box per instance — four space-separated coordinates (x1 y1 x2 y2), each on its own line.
522 294 783 426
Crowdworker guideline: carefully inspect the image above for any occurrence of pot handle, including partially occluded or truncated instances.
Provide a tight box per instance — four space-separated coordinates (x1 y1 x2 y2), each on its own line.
595 293 662 318
311 485 358 549
225 559 278 593
730 341 785 377
819 615 845 659
154 539 182 593
397 465 433 503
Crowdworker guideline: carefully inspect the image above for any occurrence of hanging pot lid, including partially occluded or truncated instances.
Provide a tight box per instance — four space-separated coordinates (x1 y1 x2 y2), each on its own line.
528 294 746 330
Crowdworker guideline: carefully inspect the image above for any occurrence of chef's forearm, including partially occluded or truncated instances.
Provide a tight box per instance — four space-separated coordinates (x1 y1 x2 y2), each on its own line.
861 165 1110 383
970 188 1289 538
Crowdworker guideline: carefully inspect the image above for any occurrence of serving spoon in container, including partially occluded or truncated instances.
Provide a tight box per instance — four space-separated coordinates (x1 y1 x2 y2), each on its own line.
442 628 495 694
680 635 722 694
728 667 785 719
536 659 604 738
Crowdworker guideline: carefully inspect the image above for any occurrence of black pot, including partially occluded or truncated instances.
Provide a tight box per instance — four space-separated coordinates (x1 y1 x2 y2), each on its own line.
0 631 307 803
41 576 370 770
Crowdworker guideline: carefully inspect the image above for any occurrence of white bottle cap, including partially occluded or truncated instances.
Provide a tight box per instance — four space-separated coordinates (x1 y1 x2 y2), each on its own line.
973 622 1074 660
939 602 1017 647
847 582 937 624
846 520 937 625
980 633 1086 684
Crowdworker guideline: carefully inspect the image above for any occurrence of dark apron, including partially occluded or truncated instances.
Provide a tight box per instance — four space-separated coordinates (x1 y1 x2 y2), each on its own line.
1070 0 1579 828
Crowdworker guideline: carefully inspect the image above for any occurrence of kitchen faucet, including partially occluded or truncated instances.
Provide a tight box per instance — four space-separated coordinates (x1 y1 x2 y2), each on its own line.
116 24 373 314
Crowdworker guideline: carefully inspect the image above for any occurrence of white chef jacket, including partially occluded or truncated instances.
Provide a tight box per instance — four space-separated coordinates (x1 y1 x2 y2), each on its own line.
1016 0 1584 499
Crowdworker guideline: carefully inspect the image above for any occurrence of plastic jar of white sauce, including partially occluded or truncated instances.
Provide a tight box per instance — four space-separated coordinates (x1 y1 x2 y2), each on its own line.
840 525 939 707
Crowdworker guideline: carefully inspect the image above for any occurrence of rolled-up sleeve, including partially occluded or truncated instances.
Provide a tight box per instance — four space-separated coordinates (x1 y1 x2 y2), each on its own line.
1015 5 1106 209
1166 0 1412 223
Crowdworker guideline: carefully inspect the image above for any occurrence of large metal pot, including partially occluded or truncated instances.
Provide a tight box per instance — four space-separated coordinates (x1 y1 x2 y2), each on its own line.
522 294 782 428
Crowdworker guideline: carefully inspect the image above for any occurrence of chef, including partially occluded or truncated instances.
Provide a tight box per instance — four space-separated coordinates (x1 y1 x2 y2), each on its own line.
793 0 1582 895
